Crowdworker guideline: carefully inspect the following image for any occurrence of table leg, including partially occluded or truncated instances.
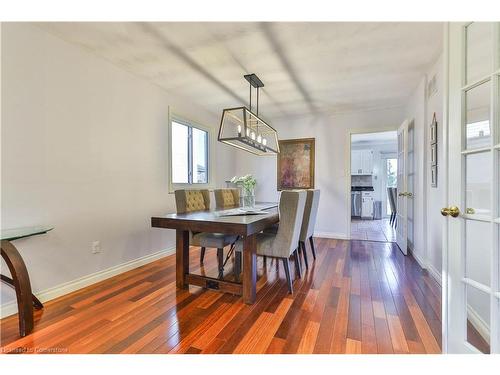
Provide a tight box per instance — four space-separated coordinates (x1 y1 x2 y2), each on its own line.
176 230 190 289
1 240 34 337
0 274 43 309
242 234 256 304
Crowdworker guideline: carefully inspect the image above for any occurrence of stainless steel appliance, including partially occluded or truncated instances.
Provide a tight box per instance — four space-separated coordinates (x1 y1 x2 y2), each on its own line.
351 191 361 217
351 186 374 219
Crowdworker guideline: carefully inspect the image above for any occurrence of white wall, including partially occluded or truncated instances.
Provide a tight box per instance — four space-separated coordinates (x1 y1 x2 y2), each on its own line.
404 52 444 282
405 72 427 268
0 23 237 311
234 107 405 238
425 54 445 280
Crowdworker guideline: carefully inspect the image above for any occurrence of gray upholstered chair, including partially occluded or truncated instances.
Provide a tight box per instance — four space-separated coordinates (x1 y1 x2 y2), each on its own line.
264 189 321 270
174 189 237 276
234 190 307 294
214 188 240 209
298 189 320 269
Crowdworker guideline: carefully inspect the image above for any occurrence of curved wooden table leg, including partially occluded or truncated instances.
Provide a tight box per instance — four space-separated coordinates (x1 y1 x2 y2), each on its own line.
1 240 35 337
0 274 43 309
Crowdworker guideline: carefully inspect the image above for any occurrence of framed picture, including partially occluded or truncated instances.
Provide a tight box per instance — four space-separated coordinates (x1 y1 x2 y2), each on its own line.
431 143 438 166
277 138 315 190
431 165 438 187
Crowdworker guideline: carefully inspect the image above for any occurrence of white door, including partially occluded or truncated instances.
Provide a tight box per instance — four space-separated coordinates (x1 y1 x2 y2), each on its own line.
396 120 409 255
446 22 499 354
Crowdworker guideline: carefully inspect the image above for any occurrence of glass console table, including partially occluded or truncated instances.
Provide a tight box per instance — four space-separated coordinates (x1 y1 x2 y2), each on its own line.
1 225 53 337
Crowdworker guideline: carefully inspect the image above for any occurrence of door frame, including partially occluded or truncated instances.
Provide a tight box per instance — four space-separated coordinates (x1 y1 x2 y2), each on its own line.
346 127 399 239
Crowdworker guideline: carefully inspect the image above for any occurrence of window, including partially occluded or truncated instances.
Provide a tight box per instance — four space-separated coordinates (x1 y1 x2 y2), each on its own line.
170 118 209 185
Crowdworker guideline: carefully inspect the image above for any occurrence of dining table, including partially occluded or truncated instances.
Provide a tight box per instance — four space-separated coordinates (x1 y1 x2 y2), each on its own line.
151 202 278 304
1 225 53 337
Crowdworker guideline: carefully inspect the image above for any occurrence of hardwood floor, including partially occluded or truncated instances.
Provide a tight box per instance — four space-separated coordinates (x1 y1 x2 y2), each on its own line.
351 218 396 242
0 238 443 354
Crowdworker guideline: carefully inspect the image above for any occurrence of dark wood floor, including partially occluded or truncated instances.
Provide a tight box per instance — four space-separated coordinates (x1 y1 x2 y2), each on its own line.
1 238 445 354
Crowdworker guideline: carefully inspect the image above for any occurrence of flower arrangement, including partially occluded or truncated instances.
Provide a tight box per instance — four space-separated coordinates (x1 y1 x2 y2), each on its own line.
230 174 256 196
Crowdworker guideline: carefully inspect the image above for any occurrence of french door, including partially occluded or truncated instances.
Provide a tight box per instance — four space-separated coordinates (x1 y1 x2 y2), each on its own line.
396 120 410 255
446 22 499 353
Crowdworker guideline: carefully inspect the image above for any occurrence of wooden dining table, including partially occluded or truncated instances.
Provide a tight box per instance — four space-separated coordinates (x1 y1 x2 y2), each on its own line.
151 202 278 304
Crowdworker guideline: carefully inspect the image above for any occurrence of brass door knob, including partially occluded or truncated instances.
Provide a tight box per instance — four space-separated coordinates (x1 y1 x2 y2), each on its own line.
441 206 460 217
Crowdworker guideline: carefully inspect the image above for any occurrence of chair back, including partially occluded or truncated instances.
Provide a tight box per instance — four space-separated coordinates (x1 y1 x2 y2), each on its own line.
174 189 210 214
387 187 397 213
214 189 240 209
273 190 307 258
299 189 320 241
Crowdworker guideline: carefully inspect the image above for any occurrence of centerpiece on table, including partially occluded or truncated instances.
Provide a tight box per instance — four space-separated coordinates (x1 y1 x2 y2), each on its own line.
230 174 257 207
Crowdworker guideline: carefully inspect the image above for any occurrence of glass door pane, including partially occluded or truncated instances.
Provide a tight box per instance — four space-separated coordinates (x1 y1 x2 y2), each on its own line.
465 81 491 150
466 22 493 84
465 151 492 216
466 285 491 353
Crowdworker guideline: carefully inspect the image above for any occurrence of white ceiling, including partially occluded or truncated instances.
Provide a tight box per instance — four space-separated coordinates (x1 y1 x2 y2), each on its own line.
37 22 443 120
352 131 397 146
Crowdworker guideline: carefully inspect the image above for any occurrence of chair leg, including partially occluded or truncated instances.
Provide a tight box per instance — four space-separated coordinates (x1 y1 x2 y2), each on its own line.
234 251 242 282
308 236 316 260
282 258 293 294
300 241 309 269
293 249 302 279
200 247 206 263
217 248 224 278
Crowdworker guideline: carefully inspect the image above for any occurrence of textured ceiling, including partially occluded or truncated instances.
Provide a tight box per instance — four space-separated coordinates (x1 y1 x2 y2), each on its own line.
38 22 443 121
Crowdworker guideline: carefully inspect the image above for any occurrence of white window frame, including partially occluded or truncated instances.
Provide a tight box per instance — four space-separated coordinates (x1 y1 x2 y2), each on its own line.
168 111 214 193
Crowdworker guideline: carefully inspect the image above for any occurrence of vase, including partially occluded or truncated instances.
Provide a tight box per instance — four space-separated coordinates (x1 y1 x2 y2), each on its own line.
241 187 255 207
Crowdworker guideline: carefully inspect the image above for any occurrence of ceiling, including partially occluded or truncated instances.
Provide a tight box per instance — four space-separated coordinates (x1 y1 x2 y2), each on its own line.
352 131 397 145
38 22 443 120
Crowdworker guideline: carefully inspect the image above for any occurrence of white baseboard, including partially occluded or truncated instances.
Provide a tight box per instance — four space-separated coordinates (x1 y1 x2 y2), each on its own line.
427 264 442 285
408 248 442 285
314 231 349 240
0 247 175 319
467 305 490 344
409 247 427 269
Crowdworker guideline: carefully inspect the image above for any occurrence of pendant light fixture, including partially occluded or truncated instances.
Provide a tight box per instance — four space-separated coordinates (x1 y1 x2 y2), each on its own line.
218 74 279 155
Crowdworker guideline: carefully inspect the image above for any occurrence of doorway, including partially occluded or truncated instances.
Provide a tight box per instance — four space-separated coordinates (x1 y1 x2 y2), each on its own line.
349 130 398 242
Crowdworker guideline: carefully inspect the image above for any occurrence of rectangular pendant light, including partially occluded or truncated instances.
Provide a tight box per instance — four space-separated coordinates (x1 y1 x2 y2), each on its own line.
218 74 280 155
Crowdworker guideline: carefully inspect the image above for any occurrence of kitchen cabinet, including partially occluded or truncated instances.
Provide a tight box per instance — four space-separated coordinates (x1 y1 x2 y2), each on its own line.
351 150 373 175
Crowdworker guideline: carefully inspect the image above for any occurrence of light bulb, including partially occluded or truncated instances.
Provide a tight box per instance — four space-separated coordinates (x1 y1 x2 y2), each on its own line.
246 128 250 137
251 131 255 140
257 134 262 143
237 125 242 135
262 138 267 146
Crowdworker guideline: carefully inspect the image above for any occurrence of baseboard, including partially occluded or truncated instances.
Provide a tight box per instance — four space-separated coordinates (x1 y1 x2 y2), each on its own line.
408 248 442 285
467 305 490 344
408 247 427 269
427 264 442 285
314 231 349 240
0 247 175 319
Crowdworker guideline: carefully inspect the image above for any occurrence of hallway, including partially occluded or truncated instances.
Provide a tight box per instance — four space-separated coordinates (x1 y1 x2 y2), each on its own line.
351 218 396 242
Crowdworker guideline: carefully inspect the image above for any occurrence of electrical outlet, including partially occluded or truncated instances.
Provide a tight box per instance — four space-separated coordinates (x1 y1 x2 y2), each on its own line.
92 241 101 254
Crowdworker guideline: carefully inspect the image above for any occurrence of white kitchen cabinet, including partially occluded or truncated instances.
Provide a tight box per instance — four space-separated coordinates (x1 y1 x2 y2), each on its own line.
351 150 363 175
362 150 373 174
351 150 373 175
